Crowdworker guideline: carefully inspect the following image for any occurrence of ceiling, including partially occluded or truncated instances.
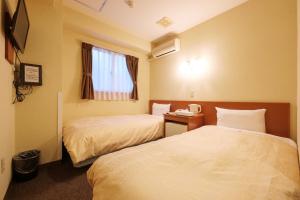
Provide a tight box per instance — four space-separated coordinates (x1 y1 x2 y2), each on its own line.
63 0 248 41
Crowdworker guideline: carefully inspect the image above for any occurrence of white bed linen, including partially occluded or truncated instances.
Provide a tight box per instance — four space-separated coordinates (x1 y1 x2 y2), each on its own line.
63 114 163 166
87 125 300 200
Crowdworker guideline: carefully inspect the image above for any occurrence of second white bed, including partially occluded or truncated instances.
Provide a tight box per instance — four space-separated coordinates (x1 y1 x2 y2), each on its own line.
63 114 164 167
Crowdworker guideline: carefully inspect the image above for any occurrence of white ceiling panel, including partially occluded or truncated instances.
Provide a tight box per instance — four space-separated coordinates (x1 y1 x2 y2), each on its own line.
64 0 248 41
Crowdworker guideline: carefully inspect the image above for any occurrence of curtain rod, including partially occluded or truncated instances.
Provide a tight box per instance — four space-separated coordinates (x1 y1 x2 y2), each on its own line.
82 41 129 56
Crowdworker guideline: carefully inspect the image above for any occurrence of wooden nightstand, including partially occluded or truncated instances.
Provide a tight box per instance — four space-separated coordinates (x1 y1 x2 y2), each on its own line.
163 113 205 136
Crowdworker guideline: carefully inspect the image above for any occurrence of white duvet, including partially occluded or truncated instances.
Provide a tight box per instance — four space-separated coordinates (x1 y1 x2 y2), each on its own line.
63 114 164 166
88 125 300 200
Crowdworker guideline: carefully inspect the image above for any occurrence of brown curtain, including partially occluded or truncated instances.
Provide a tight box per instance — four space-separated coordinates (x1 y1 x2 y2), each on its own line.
125 55 139 100
81 43 94 99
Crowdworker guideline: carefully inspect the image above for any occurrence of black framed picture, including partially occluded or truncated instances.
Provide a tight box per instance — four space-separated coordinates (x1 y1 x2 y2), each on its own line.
19 63 42 86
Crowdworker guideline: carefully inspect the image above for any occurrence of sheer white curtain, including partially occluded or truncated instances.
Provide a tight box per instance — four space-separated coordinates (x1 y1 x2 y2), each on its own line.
92 47 133 101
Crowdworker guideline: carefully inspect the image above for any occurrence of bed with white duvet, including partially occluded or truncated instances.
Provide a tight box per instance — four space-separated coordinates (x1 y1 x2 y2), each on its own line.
63 114 164 167
87 125 300 200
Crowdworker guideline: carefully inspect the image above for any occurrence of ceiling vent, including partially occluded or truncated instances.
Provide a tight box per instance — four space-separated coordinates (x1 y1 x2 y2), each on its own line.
152 38 180 59
156 17 173 28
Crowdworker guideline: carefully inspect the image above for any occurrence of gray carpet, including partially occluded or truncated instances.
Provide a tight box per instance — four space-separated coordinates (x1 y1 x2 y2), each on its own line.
4 160 92 200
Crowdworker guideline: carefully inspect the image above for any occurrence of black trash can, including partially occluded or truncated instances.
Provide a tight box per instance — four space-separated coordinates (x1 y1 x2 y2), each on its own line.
13 149 40 181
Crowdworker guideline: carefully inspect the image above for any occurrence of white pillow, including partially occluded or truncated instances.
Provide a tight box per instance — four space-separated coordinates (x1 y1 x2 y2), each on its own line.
152 103 171 116
216 107 266 132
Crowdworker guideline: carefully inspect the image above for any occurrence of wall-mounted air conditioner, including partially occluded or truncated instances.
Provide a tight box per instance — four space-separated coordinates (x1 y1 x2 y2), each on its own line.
152 38 180 59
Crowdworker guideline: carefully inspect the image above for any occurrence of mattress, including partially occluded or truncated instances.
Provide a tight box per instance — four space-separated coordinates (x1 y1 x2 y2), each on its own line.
87 125 300 200
63 114 164 166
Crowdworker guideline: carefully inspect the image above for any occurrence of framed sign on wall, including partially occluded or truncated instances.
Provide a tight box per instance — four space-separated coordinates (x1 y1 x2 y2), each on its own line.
19 63 42 86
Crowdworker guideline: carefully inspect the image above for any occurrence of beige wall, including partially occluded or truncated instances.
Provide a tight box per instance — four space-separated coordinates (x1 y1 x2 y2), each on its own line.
13 0 151 166
297 0 300 153
150 0 297 140
0 1 15 198
15 0 63 164
2 0 296 196
62 28 150 122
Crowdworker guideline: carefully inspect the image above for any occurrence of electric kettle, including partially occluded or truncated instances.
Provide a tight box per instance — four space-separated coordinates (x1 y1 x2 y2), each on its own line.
188 104 201 113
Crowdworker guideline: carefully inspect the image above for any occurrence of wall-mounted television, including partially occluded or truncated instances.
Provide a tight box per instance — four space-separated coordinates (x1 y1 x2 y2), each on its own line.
11 0 30 53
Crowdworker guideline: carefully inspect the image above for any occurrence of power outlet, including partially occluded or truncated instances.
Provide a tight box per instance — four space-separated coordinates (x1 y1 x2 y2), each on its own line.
1 158 5 174
190 91 195 98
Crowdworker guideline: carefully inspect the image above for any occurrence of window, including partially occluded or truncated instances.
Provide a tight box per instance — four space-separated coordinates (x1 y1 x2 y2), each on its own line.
92 47 133 100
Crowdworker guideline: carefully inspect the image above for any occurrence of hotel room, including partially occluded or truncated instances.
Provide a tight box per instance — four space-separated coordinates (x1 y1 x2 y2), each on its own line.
0 0 299 199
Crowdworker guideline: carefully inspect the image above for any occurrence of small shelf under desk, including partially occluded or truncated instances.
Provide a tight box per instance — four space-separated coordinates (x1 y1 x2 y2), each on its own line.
163 113 205 135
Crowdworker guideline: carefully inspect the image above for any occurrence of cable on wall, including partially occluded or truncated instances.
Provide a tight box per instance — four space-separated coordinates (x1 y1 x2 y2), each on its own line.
12 48 33 104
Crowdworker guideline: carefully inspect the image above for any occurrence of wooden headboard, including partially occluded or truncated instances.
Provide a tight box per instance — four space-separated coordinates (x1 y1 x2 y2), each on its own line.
149 100 290 138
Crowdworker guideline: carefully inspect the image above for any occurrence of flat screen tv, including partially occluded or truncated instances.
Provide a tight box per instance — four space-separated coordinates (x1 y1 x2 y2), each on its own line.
11 0 30 53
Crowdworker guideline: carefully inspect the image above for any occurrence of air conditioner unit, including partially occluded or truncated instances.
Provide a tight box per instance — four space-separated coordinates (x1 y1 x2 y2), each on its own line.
152 38 180 59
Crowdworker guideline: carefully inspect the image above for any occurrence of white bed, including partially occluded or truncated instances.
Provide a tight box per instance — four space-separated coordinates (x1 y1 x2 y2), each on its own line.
87 125 300 200
63 114 164 167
